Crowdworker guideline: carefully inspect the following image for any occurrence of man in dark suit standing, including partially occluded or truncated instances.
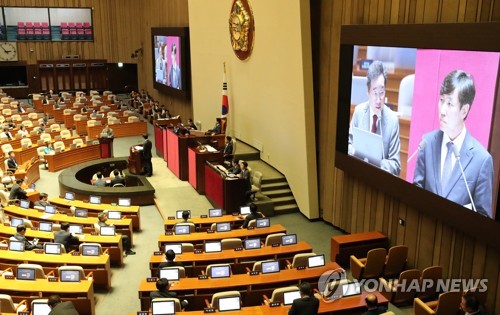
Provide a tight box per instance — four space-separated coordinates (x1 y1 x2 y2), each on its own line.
54 222 80 252
288 282 319 315
222 136 234 162
141 134 153 177
47 295 79 315
7 151 18 170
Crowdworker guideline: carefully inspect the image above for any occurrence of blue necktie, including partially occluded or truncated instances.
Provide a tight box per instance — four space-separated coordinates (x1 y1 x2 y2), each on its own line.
441 142 454 192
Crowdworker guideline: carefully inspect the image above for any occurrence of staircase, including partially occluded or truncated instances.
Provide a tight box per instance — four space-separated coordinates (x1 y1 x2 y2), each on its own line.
260 177 299 214
234 140 300 215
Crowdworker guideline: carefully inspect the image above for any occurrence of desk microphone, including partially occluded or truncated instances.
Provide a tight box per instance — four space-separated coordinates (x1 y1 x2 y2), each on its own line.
452 145 477 213
407 139 427 163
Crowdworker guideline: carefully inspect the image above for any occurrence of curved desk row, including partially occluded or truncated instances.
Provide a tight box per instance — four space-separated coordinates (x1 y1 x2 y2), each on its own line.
132 291 388 315
0 225 124 266
57 157 155 206
149 241 313 277
157 224 287 249
138 262 339 311
50 196 141 231
3 205 133 244
0 249 111 289
45 143 101 172
0 278 95 315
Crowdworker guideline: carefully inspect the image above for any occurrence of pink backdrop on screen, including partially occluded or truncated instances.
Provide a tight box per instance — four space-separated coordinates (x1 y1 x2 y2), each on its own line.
405 50 500 182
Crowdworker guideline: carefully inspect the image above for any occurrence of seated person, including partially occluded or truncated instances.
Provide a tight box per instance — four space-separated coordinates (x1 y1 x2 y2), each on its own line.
187 118 197 130
1 127 12 140
7 151 18 170
93 172 107 187
110 170 125 187
54 222 80 252
17 125 29 138
101 124 114 138
38 123 46 134
207 118 222 135
361 294 387 315
81 105 88 114
288 282 319 315
222 136 234 162
16 103 26 114
42 95 50 104
158 249 184 275
34 193 51 208
240 203 263 228
150 278 188 308
13 224 43 250
47 295 79 315
179 210 192 224
461 290 487 315
229 159 241 175
43 142 54 154
10 178 27 200
97 211 135 255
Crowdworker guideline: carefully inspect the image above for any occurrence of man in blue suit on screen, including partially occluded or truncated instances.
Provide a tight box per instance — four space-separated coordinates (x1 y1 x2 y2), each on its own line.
413 70 493 218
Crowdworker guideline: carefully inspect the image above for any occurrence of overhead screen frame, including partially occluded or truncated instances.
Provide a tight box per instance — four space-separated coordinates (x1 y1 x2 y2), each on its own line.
335 22 500 250
151 27 191 100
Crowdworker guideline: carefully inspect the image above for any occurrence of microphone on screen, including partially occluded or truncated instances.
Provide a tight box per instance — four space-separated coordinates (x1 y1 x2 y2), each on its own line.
407 139 427 163
452 145 477 213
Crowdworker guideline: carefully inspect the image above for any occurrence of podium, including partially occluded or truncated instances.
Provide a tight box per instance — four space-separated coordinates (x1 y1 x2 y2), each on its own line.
128 146 143 175
99 137 114 158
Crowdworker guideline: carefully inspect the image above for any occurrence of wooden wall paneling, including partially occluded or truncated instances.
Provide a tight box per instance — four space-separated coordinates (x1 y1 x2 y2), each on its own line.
417 213 436 268
317 0 333 221
135 0 192 122
483 247 499 309
316 0 500 311
471 240 487 279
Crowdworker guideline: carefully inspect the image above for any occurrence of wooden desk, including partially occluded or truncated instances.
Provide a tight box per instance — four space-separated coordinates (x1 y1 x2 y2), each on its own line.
13 136 81 165
330 231 388 268
86 121 148 139
158 224 287 249
75 117 126 136
2 205 134 245
188 147 223 194
14 159 40 186
164 214 245 231
0 277 95 315
205 163 246 213
166 129 226 181
45 144 101 172
149 241 313 277
0 225 124 266
138 262 340 311
0 249 111 290
50 197 141 231
131 291 388 314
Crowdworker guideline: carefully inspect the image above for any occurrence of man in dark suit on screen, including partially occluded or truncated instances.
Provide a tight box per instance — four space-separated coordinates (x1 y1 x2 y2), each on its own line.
413 70 493 218
288 282 319 315
141 134 153 177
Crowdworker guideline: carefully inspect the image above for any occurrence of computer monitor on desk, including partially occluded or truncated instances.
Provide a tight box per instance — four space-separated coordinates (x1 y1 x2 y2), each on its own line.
209 208 222 217
65 192 75 201
218 296 241 312
19 199 30 209
159 268 180 281
151 300 175 315
283 290 301 305
32 300 52 315
164 243 182 254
